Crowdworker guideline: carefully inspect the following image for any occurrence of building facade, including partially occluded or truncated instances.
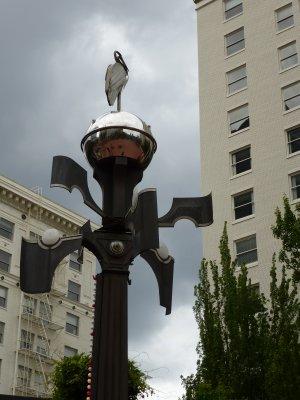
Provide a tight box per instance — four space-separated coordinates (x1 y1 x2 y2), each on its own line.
0 175 97 397
195 0 300 294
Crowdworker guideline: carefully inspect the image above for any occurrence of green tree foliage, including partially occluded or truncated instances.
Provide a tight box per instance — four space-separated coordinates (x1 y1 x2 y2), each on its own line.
272 196 300 281
181 199 299 400
51 354 153 400
52 354 89 400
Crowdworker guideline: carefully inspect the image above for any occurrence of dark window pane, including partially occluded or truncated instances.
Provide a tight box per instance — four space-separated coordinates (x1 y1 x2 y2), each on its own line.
225 3 243 20
64 346 78 357
290 140 300 153
66 323 78 335
237 249 258 265
235 147 250 162
288 127 300 153
235 203 253 219
276 4 294 31
0 250 11 272
66 313 79 335
278 15 294 31
236 235 256 254
0 321 5 344
285 95 300 110
281 54 298 70
226 28 244 55
280 42 296 59
0 218 14 240
69 252 81 272
234 191 253 219
68 281 80 302
235 158 251 174
231 116 249 133
236 235 257 265
234 191 252 207
227 40 245 55
228 66 246 84
0 285 7 308
229 77 247 93
291 174 300 199
233 147 252 174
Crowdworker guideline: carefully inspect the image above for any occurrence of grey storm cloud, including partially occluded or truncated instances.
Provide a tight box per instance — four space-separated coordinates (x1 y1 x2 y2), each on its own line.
0 1 206 398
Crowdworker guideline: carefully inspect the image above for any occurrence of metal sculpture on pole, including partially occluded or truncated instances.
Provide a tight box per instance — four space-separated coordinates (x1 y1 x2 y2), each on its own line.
20 52 213 400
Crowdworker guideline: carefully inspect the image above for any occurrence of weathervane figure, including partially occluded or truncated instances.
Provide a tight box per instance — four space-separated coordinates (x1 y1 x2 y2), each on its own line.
19 50 213 400
105 50 129 111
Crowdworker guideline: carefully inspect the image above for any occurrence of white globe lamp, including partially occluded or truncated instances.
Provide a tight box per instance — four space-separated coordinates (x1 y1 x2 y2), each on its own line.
41 228 61 246
156 242 169 260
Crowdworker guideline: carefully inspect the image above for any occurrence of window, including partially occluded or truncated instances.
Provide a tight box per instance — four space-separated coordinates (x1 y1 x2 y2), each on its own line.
235 235 258 265
67 281 81 302
276 3 294 31
0 286 8 308
226 27 245 56
250 283 260 295
0 321 5 344
228 104 249 133
227 65 247 94
64 345 78 357
287 126 300 154
233 189 254 219
34 372 46 393
20 329 35 350
224 0 243 20
69 252 81 272
0 249 11 272
279 41 298 70
66 313 79 335
36 335 49 356
291 172 300 200
231 146 251 175
0 217 14 240
39 301 52 322
29 231 42 241
23 295 37 315
282 82 300 110
17 365 32 387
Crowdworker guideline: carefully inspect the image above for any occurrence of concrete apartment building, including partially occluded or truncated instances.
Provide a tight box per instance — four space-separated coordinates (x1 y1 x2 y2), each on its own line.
0 175 97 397
195 0 300 294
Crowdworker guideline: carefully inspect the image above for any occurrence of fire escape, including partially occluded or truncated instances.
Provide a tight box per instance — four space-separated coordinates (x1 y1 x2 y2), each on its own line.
12 292 64 398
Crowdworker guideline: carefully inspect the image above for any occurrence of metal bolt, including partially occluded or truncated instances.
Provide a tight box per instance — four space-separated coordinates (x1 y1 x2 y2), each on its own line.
110 241 125 255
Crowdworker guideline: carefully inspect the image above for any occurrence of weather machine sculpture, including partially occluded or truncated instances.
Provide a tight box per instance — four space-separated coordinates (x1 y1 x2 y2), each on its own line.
20 51 213 400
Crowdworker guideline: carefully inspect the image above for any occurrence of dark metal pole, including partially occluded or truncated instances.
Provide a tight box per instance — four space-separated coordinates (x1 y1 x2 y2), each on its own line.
91 269 129 400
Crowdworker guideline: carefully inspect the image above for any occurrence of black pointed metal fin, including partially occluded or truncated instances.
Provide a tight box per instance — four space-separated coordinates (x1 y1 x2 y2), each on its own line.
140 249 174 315
77 221 93 264
127 189 159 256
20 236 82 294
51 156 104 217
158 193 213 228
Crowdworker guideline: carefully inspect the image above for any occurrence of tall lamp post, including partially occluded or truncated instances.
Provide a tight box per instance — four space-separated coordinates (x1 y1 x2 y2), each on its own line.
20 52 213 400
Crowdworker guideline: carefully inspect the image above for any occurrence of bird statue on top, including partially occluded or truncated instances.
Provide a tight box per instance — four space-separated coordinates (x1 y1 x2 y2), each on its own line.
105 51 129 111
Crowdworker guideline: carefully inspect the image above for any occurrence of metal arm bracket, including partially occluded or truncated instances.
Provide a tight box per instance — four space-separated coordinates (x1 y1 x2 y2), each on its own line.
51 155 105 217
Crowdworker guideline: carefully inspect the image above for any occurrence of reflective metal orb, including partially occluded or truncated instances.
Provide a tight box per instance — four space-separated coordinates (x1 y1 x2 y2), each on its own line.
81 111 157 170
41 229 61 246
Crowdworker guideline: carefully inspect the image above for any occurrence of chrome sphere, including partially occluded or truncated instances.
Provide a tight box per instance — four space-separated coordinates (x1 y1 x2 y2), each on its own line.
41 229 61 246
81 111 157 169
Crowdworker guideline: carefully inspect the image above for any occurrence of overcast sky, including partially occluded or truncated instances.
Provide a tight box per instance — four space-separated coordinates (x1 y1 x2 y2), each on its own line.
0 1 204 398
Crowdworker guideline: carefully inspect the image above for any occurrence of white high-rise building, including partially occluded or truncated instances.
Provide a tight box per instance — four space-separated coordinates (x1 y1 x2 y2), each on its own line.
0 175 97 397
195 0 300 294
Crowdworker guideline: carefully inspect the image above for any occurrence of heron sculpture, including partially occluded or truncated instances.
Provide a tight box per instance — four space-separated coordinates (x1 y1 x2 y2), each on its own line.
105 50 129 111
